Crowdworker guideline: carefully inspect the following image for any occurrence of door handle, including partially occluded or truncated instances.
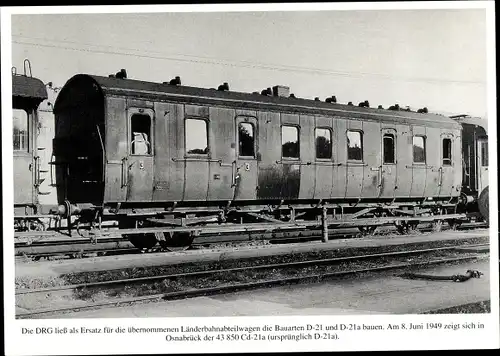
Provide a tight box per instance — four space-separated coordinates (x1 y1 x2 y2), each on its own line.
438 167 443 186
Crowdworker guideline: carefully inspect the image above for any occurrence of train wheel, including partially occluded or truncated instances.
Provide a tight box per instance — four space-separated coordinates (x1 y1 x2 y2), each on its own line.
127 234 158 250
119 220 158 250
358 226 377 236
159 232 194 252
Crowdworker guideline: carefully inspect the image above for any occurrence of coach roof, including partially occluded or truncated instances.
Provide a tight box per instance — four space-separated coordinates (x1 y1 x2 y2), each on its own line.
55 74 461 129
450 115 488 134
12 74 48 101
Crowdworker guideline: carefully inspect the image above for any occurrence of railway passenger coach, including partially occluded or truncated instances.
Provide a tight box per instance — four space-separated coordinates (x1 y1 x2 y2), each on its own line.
451 114 489 221
12 67 48 228
51 73 467 249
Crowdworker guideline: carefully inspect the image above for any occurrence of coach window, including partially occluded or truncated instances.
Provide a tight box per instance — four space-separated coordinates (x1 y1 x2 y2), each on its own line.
383 134 395 164
481 141 488 167
13 109 29 152
238 122 255 157
131 114 152 155
347 130 363 161
442 138 452 166
412 136 426 164
315 128 332 159
282 125 299 159
186 119 208 155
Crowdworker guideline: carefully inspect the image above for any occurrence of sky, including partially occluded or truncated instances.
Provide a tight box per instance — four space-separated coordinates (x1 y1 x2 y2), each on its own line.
6 5 492 117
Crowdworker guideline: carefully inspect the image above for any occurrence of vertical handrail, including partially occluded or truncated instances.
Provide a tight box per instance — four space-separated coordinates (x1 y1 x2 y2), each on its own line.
231 160 237 187
378 165 383 187
121 157 128 187
23 59 32 77
50 154 55 186
95 125 106 181
33 156 40 187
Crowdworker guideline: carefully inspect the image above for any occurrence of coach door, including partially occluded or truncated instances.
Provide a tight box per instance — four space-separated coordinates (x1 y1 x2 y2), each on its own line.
379 128 397 198
438 133 454 197
409 127 427 198
13 108 35 204
126 108 154 202
477 138 489 193
345 121 364 198
233 115 258 200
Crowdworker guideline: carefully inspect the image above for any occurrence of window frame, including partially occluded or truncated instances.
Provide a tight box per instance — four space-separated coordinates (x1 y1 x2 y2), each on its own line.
382 133 396 165
442 137 452 166
184 117 210 156
13 108 30 153
346 129 364 162
315 127 333 160
237 121 256 158
281 124 300 160
129 109 154 156
412 135 426 164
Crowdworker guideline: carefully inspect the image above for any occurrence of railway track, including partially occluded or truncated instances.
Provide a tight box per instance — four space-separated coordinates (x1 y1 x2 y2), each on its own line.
15 222 489 261
16 243 489 318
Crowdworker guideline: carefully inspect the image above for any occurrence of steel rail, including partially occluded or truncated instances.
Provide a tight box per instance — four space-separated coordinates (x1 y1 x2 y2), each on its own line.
13 228 370 258
15 216 486 240
14 222 489 260
16 243 488 295
16 254 485 319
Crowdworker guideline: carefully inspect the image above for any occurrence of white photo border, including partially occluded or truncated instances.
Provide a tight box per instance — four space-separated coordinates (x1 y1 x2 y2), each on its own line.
2 2 498 355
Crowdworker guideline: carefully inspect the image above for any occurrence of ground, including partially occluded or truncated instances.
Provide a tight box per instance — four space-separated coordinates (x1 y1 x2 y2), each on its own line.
44 258 490 318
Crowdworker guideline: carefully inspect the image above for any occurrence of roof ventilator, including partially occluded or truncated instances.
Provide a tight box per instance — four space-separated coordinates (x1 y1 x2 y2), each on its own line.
218 82 229 91
261 87 272 96
272 85 290 97
109 69 127 79
165 76 181 86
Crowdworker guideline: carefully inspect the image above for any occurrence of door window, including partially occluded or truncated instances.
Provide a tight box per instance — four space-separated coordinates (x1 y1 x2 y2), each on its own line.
442 138 452 166
481 141 488 167
130 114 152 155
185 118 208 155
383 133 395 164
315 128 332 159
347 130 363 161
412 136 426 164
282 125 299 159
13 109 29 152
238 122 255 157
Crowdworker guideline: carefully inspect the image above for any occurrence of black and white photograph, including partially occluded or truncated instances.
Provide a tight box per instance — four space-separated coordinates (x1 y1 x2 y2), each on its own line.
2 2 498 355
